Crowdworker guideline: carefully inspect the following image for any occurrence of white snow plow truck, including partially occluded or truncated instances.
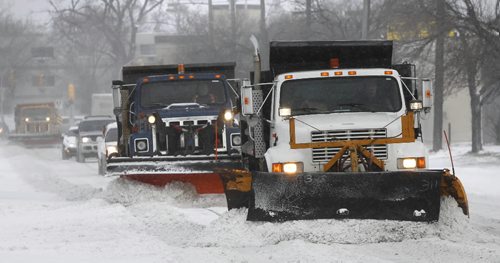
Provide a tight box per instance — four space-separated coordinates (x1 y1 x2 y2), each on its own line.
220 40 469 222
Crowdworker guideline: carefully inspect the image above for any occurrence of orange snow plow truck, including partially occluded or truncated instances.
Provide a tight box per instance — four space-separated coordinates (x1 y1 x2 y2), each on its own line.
9 102 61 146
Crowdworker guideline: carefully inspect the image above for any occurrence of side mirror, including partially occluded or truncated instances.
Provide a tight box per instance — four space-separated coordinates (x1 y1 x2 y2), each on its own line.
240 79 254 116
112 80 124 86
420 79 433 109
112 82 122 116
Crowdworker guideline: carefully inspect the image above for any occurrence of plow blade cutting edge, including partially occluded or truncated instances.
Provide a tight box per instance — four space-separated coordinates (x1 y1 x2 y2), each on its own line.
107 157 242 194
248 170 454 222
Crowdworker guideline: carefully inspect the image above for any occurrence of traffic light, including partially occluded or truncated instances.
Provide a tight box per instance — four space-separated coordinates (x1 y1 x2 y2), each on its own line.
68 83 75 103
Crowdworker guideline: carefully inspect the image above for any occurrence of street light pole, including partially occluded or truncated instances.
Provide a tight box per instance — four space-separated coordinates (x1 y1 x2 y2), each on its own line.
0 75 5 123
361 0 370 39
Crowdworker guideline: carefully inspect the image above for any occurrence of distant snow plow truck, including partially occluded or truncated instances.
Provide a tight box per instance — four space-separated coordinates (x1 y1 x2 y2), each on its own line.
220 40 469 222
9 102 61 146
108 63 242 194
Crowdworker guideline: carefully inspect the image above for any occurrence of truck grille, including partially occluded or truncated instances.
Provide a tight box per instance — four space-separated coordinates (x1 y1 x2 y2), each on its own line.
160 117 226 155
311 129 388 163
27 123 49 133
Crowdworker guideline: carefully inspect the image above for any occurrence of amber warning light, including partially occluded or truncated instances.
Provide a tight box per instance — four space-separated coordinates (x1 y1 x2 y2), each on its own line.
177 64 185 74
329 58 340 69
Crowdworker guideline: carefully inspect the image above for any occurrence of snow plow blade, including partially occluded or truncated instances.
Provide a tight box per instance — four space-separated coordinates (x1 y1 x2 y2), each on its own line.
107 157 242 194
8 133 61 147
247 170 460 222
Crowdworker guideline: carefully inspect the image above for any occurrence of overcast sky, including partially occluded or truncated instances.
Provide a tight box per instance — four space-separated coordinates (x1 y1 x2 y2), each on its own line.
2 0 51 23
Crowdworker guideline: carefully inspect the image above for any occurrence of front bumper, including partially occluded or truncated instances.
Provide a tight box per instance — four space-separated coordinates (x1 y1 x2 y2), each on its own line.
106 155 242 194
79 143 99 155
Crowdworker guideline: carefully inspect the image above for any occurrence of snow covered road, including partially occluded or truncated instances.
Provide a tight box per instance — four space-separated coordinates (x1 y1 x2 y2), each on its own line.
0 141 499 262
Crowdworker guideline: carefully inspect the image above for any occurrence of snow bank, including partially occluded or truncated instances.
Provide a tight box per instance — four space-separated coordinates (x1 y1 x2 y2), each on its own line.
194 197 474 247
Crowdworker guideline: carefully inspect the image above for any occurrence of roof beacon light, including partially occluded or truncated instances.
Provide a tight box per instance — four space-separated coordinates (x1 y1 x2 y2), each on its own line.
178 64 185 74
329 58 340 69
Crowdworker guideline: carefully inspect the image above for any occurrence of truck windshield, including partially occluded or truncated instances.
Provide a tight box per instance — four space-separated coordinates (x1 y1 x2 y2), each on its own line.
79 120 114 132
280 76 402 115
22 108 50 117
141 79 227 108
105 128 118 142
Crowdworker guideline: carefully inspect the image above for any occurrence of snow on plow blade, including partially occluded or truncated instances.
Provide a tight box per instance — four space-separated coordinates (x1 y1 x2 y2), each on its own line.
248 170 445 222
107 157 242 194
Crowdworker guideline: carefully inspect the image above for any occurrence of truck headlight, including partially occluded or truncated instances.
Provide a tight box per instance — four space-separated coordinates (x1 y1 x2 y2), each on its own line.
272 162 304 174
279 108 291 117
224 110 233 122
231 134 241 146
81 137 90 143
147 115 156 124
397 157 426 169
135 139 148 152
45 117 51 122
106 145 118 156
24 117 30 122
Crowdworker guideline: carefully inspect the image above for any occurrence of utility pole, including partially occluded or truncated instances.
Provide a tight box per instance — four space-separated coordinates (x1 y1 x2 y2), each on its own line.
433 0 445 151
208 0 214 48
0 75 4 123
260 0 268 68
306 0 312 38
229 0 237 56
260 0 267 42
361 0 370 39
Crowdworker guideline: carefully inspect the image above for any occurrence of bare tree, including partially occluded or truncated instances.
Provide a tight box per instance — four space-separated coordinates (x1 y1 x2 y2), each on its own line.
0 11 39 114
50 0 165 70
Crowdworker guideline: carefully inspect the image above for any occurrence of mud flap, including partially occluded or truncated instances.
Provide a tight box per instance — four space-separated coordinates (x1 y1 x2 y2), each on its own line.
106 157 242 194
248 170 443 222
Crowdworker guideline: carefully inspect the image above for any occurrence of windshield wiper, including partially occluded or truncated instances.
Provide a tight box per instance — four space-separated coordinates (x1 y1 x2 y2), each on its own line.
333 103 375 112
149 103 170 108
292 107 322 115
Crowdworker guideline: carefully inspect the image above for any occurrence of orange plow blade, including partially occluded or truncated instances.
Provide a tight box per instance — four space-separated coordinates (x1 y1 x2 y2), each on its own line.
106 156 242 194
122 173 225 194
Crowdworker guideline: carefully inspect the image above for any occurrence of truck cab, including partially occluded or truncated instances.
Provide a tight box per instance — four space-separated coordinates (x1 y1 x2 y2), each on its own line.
107 63 242 193
116 63 241 158
9 102 62 145
266 68 428 173
240 41 432 174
